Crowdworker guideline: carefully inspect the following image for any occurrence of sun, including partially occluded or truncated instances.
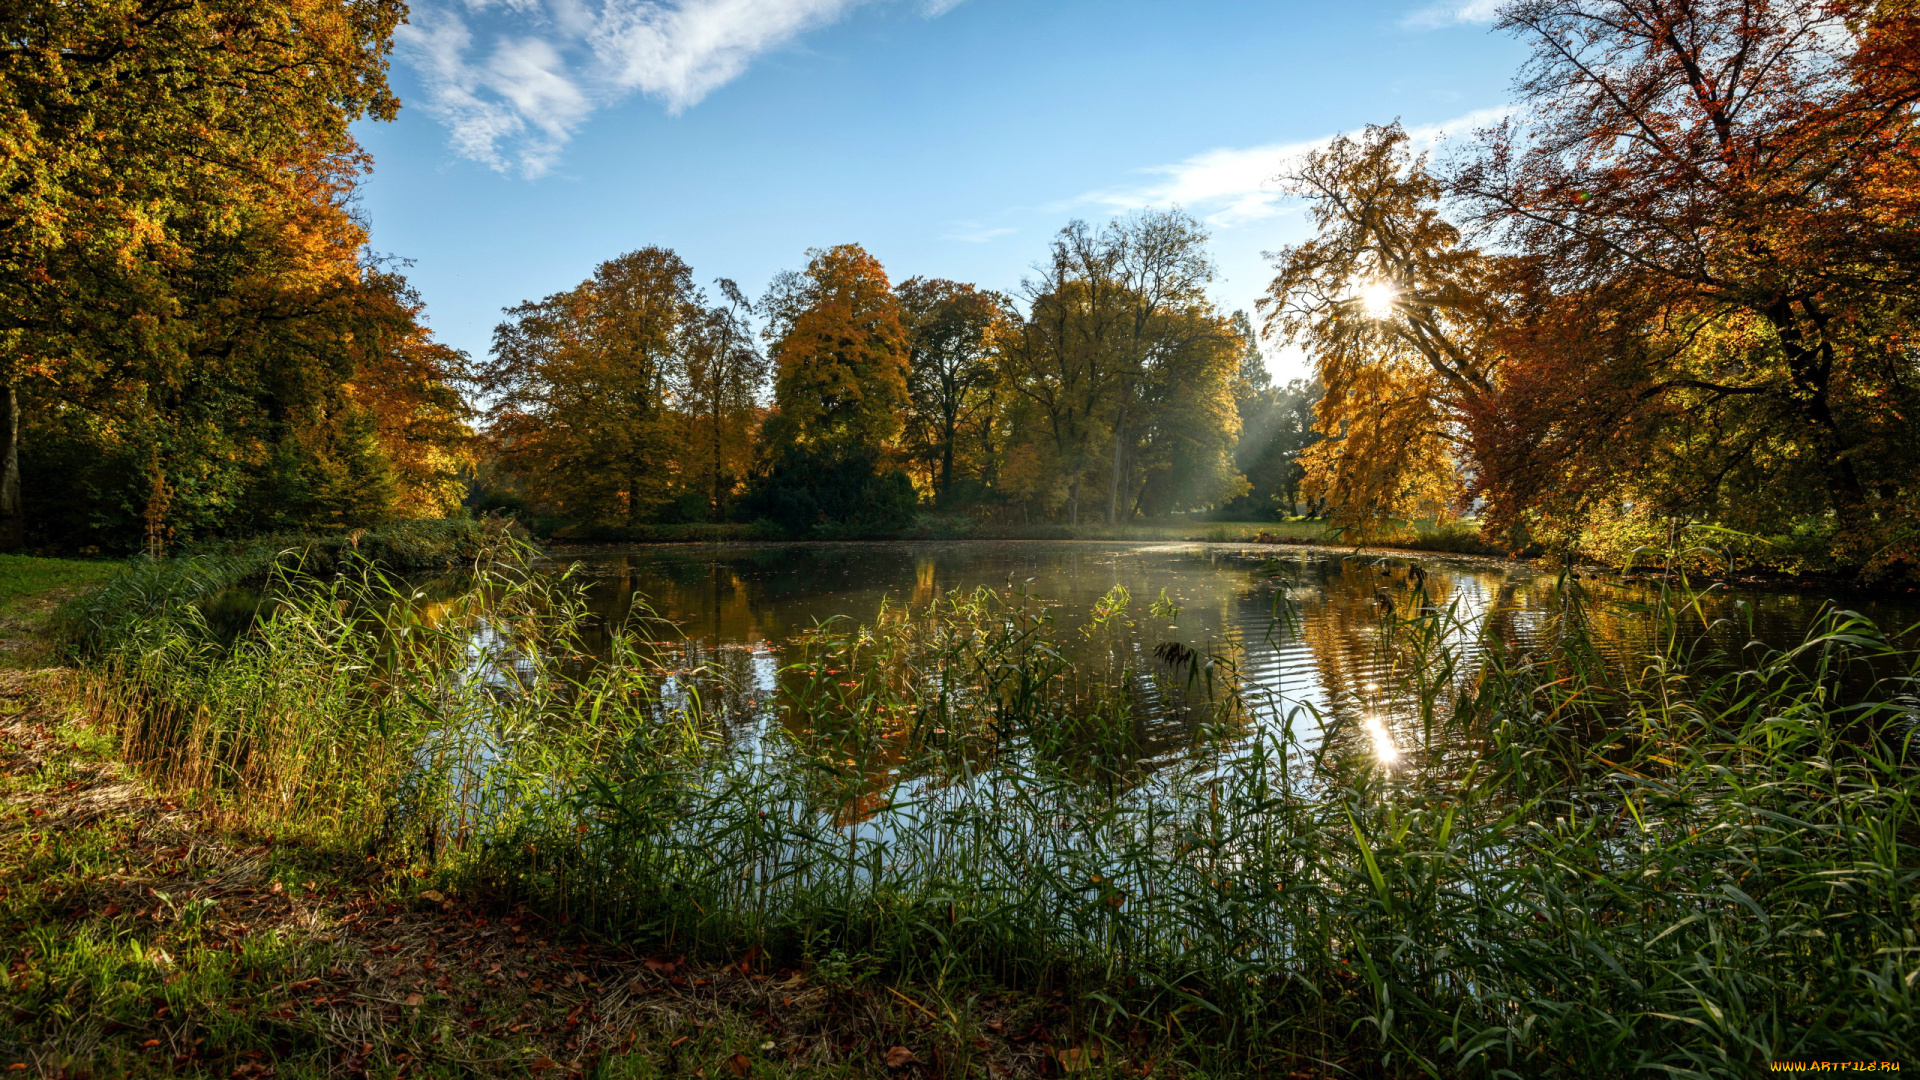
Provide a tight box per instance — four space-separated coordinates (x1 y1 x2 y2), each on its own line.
1357 280 1399 318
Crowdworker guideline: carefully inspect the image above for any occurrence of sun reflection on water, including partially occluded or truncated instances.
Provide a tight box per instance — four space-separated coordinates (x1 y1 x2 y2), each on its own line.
1361 714 1401 767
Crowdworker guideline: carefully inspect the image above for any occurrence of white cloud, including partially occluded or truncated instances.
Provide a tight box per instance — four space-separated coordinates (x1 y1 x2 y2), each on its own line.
945 224 1016 243
1401 0 1503 30
1081 106 1512 228
591 0 873 112
398 0 968 176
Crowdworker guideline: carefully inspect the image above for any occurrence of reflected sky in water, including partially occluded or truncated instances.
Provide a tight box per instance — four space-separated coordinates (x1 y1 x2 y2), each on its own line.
547 542 1915 773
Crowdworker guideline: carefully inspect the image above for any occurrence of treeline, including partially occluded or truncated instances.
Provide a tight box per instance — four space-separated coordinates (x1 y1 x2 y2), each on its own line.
16 0 1897 576
473 216 1320 538
1269 0 1920 579
2 0 470 555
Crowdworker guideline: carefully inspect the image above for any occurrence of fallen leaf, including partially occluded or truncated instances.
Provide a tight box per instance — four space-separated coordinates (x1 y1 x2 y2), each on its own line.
884 1046 917 1068
1053 1046 1100 1073
404 993 424 1007
727 1052 750 1077
419 890 445 903
530 1058 556 1072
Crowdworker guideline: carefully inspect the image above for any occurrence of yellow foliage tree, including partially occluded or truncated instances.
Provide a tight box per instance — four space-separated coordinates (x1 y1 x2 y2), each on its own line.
1261 124 1507 537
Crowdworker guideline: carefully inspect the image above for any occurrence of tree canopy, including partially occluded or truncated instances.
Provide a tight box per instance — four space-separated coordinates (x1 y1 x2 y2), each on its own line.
1 0 467 552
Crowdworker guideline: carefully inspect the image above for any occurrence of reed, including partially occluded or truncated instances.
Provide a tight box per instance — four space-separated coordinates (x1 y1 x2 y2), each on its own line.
72 540 1920 1076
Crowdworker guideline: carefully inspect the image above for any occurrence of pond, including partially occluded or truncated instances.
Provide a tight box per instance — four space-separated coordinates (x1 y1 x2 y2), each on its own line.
548 541 1915 770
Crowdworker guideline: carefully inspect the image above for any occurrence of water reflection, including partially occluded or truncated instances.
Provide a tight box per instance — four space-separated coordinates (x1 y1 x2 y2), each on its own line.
536 542 1914 783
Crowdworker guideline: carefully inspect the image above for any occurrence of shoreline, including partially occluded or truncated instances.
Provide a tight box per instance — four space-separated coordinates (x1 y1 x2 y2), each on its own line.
539 536 1916 600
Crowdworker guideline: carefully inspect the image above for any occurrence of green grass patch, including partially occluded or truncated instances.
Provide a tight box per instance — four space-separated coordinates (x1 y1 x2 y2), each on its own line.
0 554 121 615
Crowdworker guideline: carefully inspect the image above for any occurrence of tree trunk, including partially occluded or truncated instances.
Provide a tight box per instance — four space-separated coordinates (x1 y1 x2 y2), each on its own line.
0 382 20 551
1068 480 1079 526
939 432 955 508
712 402 725 522
1766 298 1866 515
1107 388 1128 525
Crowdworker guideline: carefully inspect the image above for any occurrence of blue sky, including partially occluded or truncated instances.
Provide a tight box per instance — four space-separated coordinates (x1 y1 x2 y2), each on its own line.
354 0 1525 381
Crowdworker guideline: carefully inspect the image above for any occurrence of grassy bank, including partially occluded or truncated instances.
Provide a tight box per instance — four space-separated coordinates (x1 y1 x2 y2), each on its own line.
1 559 1091 1079
10 541 1917 1076
0 682 1079 1078
0 555 120 664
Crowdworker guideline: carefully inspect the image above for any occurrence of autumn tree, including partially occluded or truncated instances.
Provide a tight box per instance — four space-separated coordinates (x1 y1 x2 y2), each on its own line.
1454 0 1920 569
1001 212 1238 524
896 277 1012 505
1261 125 1509 537
750 245 917 534
19 152 470 549
0 0 407 547
676 280 766 521
344 271 475 519
478 248 705 527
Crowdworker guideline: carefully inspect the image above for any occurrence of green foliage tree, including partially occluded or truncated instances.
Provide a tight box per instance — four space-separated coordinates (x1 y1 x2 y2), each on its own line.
1001 212 1245 524
1224 313 1321 518
896 277 1012 506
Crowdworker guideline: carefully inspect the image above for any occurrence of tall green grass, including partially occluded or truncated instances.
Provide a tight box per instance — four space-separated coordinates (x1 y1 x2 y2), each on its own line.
52 518 500 657
71 540 1919 1076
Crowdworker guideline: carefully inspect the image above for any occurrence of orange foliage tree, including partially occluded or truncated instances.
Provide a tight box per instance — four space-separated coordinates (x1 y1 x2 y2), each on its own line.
1454 0 1920 570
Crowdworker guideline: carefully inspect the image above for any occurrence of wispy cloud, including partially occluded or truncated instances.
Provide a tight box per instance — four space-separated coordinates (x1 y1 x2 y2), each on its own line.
1401 0 1503 30
398 0 968 176
1080 106 1511 228
944 223 1017 244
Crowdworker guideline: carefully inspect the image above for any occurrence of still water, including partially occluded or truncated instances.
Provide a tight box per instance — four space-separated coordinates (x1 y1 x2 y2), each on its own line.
549 541 1913 766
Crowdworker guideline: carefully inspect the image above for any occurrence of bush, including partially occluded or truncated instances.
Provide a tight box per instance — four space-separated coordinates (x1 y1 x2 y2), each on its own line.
742 447 919 538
